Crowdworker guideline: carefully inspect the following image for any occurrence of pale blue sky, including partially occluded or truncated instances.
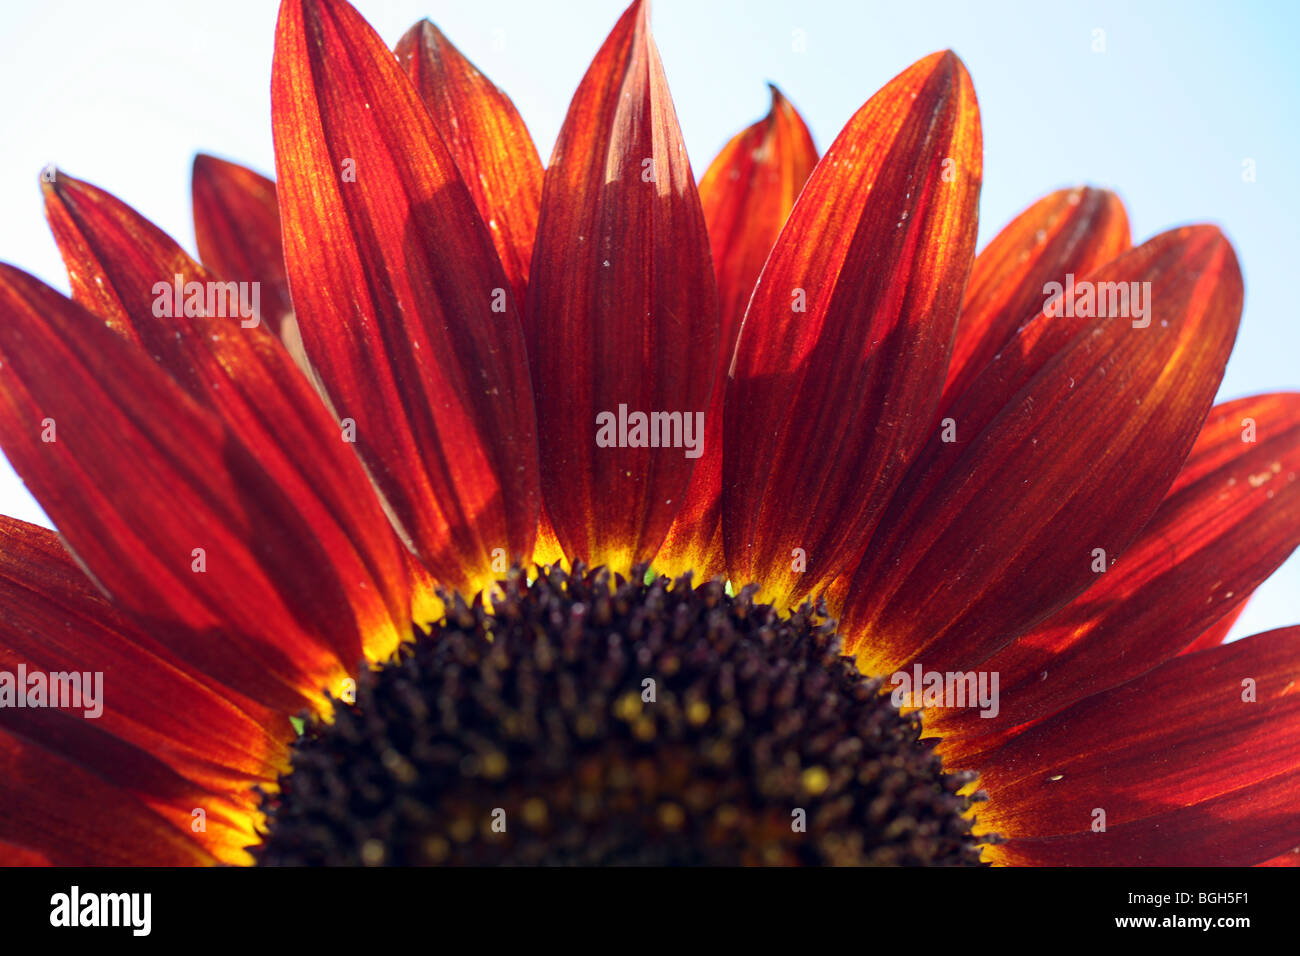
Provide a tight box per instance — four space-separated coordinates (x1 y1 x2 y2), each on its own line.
0 1 1295 640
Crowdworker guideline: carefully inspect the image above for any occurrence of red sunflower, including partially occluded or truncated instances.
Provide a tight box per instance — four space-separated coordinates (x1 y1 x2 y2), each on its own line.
0 0 1297 867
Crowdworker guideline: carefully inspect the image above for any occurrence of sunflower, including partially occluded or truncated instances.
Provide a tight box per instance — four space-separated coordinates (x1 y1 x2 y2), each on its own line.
0 0 1296 868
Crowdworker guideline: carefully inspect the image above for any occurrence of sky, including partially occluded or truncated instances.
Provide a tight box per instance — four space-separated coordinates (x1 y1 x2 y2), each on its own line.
0 0 1295 640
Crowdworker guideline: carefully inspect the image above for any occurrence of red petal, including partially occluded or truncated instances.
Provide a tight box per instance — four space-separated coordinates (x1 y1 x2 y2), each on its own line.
395 20 543 308
722 51 982 608
0 265 360 714
0 517 289 790
0 728 218 865
931 392 1300 742
0 841 50 866
700 85 819 343
846 226 1243 676
655 85 818 580
1182 597 1247 654
273 0 539 596
977 626 1300 866
526 0 718 572
191 154 294 334
42 171 411 666
1259 849 1300 866
0 709 260 865
944 187 1130 407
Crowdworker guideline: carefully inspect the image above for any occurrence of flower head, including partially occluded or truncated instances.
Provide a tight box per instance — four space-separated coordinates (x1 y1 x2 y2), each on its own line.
0 0 1297 867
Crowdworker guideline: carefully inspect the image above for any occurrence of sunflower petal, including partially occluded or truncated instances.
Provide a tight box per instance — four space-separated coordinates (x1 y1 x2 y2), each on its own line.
655 85 818 580
190 154 293 334
0 265 359 713
930 392 1300 741
0 727 219 865
0 516 290 790
846 226 1243 675
42 171 410 665
0 708 259 865
273 0 540 596
977 626 1300 866
1181 597 1247 654
395 19 543 307
1259 849 1300 866
722 51 982 607
526 0 718 572
943 187 1130 407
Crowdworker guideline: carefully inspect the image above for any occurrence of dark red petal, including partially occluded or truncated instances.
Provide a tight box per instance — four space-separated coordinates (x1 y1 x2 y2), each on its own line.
0 841 50 866
977 626 1300 866
0 517 290 790
0 709 259 865
943 187 1130 407
396 19 543 308
722 51 982 608
1181 596 1247 654
526 0 718 572
699 84 819 343
42 171 411 666
191 154 294 334
931 392 1300 742
655 85 818 580
0 728 218 865
846 226 1243 676
0 265 357 714
987 777 1300 866
273 0 539 597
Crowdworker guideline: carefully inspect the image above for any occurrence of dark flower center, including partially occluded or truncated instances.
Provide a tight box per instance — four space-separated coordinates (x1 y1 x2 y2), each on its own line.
255 565 986 866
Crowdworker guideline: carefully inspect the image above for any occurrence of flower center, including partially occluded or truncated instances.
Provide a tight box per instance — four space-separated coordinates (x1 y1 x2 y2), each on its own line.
255 565 985 866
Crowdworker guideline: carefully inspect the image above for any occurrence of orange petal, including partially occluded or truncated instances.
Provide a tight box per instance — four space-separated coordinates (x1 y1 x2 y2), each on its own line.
395 19 543 308
847 226 1243 676
273 0 540 597
931 392 1300 742
944 187 1130 407
655 85 818 580
977 626 1300 866
722 51 982 608
525 0 718 573
0 265 359 714
191 154 294 334
42 171 410 666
